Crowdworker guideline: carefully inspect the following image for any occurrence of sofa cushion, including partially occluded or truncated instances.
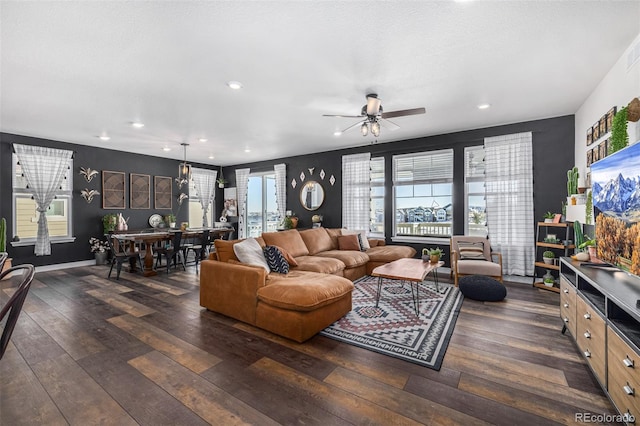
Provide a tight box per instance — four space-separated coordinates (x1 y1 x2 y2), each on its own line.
338 234 360 251
262 230 310 257
325 228 342 250
263 246 289 274
456 259 501 276
315 250 369 268
293 256 345 275
299 228 334 255
233 238 270 272
341 229 371 250
214 239 240 262
365 245 417 263
270 245 298 266
257 271 354 311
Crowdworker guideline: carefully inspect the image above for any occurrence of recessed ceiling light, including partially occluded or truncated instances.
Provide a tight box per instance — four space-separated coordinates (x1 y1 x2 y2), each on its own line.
162 147 171 152
477 104 491 110
227 81 243 90
334 131 342 136
198 138 208 143
244 148 251 153
208 155 215 159
131 121 145 128
99 135 110 141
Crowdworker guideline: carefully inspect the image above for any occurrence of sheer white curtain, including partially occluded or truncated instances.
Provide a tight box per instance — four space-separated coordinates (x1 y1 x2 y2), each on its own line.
342 153 371 231
484 132 534 276
235 168 250 238
274 163 287 221
13 144 73 256
191 168 217 228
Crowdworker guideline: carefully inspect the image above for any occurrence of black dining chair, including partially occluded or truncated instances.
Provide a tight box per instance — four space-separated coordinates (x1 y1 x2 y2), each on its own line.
105 234 144 280
186 230 210 271
155 231 186 273
0 252 8 272
0 264 35 360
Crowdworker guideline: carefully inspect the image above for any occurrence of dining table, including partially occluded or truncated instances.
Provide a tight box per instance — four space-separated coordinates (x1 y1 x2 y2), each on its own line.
113 227 234 276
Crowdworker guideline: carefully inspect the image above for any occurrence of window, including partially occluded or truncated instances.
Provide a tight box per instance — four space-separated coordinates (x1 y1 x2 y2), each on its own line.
246 173 278 237
188 179 214 228
464 146 488 237
12 153 73 242
370 157 385 236
393 149 453 239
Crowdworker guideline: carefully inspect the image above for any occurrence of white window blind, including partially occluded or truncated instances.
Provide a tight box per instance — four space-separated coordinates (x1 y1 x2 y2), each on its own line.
484 132 534 276
370 157 385 236
342 153 371 232
393 150 453 184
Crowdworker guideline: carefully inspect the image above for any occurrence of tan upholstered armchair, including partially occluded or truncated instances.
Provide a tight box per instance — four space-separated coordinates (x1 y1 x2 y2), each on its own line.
450 236 503 287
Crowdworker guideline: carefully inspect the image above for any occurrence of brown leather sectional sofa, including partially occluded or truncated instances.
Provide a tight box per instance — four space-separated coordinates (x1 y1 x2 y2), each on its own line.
200 227 416 342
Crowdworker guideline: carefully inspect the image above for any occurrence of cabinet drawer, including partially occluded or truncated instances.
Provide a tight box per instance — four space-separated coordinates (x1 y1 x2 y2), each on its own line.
608 369 640 424
609 328 640 389
576 296 606 384
560 278 576 336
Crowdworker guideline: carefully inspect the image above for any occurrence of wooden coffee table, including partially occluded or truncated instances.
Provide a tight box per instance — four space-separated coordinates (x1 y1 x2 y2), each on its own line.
371 258 444 316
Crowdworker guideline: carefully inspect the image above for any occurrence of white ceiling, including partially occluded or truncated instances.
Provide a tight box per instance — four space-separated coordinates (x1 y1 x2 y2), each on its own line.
2 1 639 166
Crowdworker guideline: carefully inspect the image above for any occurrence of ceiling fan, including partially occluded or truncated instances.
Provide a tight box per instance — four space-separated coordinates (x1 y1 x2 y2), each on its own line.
323 94 425 137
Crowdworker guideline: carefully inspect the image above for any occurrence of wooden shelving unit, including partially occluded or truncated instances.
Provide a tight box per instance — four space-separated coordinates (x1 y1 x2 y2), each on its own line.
534 222 574 293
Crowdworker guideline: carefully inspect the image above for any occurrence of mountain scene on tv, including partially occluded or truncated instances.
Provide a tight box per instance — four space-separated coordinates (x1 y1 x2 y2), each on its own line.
591 143 640 275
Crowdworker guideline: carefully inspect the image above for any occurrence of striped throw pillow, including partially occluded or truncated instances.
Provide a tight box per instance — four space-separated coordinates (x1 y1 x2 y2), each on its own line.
458 241 486 260
263 245 290 274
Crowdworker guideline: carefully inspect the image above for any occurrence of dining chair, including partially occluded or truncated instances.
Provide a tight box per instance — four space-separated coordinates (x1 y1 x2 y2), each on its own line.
105 234 144 280
0 252 8 272
155 231 186 273
0 264 35 360
186 230 210 271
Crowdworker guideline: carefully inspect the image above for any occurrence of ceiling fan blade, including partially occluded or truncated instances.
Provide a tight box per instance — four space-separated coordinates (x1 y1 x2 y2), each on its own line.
340 119 366 133
366 96 382 116
381 107 426 119
379 118 400 131
323 114 365 118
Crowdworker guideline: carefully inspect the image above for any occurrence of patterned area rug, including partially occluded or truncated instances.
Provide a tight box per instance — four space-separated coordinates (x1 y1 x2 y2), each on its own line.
320 275 463 370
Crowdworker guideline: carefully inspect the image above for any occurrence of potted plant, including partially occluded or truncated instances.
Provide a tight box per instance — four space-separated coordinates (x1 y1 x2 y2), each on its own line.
0 217 12 276
422 247 443 263
102 213 117 234
89 237 110 265
165 213 176 228
579 238 597 260
543 212 555 223
543 250 555 264
543 271 555 287
566 167 585 205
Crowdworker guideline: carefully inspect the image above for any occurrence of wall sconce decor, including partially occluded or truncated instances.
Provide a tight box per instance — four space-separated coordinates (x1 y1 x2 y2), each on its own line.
79 167 99 182
80 188 100 203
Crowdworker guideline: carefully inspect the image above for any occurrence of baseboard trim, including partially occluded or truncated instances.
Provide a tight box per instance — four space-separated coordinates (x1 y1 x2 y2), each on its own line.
35 260 96 272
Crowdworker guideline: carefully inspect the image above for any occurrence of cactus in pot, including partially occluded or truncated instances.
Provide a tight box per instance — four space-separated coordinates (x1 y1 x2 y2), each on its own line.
0 217 6 253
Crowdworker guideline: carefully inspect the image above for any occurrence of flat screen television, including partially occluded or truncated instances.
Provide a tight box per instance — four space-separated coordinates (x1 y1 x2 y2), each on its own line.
590 142 640 276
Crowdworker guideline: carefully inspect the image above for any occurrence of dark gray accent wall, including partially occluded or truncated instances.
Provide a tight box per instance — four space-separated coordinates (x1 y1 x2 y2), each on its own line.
224 115 575 263
0 133 221 267
1 115 573 268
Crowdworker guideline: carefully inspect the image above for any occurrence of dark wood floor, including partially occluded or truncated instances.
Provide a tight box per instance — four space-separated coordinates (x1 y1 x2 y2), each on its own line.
1 264 616 425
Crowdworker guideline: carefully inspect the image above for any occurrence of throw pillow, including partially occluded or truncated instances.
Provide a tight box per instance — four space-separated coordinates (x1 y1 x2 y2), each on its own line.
233 238 270 272
341 229 371 250
458 241 486 260
338 234 361 251
271 244 298 266
263 246 290 274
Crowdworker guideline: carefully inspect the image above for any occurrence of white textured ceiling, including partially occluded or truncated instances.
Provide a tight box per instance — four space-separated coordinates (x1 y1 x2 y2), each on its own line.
1 1 639 166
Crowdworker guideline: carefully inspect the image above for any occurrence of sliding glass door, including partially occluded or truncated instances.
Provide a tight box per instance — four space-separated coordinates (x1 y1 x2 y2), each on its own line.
246 173 278 237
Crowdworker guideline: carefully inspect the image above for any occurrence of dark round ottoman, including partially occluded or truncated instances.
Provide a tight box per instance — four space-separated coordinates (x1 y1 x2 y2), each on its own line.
458 275 506 301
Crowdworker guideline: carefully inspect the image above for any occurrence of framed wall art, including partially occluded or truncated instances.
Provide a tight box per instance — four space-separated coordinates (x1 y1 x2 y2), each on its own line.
586 149 593 167
599 141 607 160
599 116 607 136
102 171 126 209
592 121 600 141
154 176 173 209
130 173 150 209
606 106 617 130
592 147 600 163
586 127 593 146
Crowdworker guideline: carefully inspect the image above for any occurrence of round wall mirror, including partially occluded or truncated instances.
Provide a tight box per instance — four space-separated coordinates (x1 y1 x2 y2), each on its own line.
300 181 324 211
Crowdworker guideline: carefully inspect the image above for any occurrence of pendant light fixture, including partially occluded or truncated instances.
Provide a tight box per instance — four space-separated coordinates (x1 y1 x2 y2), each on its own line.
176 142 191 189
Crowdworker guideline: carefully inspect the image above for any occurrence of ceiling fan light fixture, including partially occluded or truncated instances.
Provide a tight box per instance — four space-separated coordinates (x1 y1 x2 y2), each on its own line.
371 121 380 137
360 122 369 136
